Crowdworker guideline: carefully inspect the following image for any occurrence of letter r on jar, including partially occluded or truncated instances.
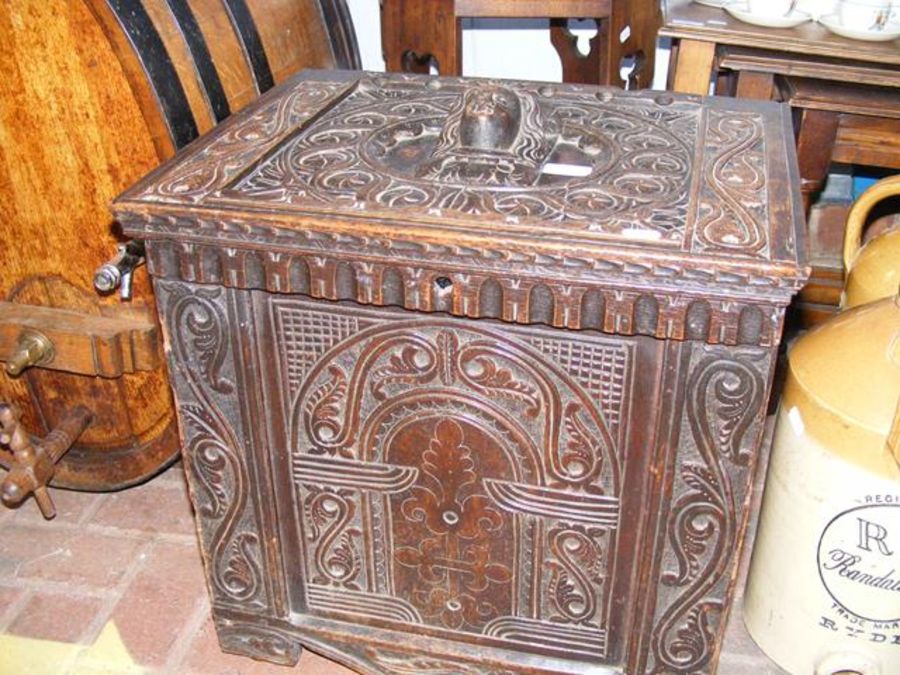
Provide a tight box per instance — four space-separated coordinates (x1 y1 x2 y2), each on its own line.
857 517 894 556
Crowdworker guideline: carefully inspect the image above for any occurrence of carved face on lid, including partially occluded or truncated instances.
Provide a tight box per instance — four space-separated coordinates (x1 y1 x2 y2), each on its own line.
416 84 553 187
458 87 521 152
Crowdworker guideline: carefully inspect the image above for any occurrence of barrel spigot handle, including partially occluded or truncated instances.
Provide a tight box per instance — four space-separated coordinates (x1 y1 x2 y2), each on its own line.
93 240 146 301
0 403 93 519
5 330 55 377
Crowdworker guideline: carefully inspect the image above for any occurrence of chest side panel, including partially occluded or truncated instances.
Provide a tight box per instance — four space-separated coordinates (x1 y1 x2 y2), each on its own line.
268 297 639 665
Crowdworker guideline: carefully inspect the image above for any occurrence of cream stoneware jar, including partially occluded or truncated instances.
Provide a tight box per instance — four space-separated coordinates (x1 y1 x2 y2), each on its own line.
745 293 900 675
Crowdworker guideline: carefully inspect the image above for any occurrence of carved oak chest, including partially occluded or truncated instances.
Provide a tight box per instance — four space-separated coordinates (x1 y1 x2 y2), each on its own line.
113 70 808 674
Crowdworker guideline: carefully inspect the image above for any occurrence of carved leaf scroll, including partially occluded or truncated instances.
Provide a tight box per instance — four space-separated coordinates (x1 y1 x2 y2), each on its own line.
694 110 768 256
160 282 266 608
649 351 765 674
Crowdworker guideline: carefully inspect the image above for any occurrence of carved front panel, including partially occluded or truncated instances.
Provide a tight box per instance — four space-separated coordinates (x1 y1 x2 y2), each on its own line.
269 298 636 665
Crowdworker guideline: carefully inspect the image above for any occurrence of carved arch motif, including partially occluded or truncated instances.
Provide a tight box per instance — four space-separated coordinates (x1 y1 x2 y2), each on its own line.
278 305 628 662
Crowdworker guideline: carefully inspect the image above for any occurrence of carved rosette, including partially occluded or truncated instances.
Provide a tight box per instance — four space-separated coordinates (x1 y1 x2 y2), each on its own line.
647 345 769 674
156 281 268 611
272 298 631 663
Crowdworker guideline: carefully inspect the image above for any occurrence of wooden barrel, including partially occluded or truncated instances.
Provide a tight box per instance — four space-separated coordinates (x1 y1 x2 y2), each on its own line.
0 0 358 491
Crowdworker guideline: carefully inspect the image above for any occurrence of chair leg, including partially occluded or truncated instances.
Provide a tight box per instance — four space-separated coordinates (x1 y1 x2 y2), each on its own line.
381 0 461 75
549 18 604 85
795 108 840 215
670 39 716 95
607 0 661 90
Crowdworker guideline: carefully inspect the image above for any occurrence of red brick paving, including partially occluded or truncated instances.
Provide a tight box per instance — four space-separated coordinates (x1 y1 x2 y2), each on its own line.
7 591 104 643
0 524 145 588
0 584 27 628
11 487 102 525
109 540 207 668
89 477 196 536
0 465 785 673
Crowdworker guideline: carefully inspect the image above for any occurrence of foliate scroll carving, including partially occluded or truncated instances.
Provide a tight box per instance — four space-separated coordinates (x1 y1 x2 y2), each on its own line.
226 77 697 241
157 281 267 610
136 80 352 204
648 347 768 674
273 298 629 663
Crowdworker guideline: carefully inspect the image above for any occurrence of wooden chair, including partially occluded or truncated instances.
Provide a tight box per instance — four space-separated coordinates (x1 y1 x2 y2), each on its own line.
380 0 661 89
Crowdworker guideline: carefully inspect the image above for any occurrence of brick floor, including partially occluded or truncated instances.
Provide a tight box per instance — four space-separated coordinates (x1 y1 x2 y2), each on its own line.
0 458 786 674
89 476 196 536
7 591 104 643
109 540 208 668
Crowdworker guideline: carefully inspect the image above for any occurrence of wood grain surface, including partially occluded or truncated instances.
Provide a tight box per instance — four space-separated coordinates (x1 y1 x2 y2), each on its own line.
0 0 358 490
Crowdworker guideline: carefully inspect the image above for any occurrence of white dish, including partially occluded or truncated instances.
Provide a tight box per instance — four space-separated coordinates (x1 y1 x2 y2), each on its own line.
723 2 813 28
817 13 900 41
693 0 730 7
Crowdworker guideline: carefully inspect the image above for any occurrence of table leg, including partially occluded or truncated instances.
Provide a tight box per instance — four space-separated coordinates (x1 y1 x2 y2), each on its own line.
795 108 840 214
735 71 775 101
670 39 716 95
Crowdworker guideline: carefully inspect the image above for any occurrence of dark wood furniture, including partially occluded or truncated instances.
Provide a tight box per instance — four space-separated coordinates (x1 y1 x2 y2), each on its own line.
777 76 900 208
381 0 661 89
778 76 900 320
660 1 900 97
660 0 900 323
113 70 807 674
0 0 358 505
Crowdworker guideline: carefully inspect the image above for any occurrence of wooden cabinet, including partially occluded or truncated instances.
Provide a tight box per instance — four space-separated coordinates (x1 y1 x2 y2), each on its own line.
112 71 808 673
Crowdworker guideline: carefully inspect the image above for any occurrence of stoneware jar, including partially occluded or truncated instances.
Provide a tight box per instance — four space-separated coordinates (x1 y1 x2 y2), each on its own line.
744 291 900 675
842 175 900 310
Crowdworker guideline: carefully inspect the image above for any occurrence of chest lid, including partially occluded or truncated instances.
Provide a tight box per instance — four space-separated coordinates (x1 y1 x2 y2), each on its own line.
114 70 808 346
